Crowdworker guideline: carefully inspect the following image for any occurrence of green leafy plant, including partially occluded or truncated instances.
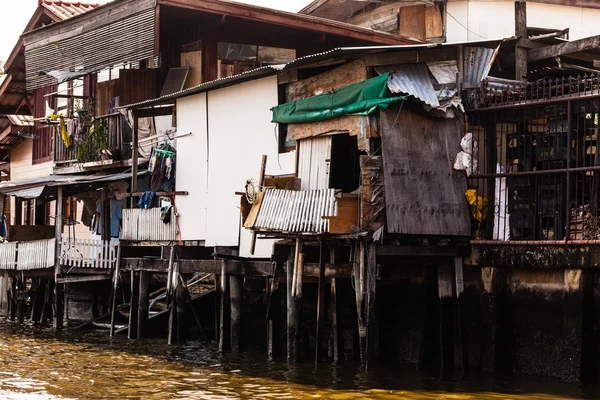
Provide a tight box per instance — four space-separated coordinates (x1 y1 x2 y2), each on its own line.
74 118 109 163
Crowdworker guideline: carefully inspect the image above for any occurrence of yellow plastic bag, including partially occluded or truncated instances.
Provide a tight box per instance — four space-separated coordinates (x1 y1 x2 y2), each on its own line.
465 189 488 222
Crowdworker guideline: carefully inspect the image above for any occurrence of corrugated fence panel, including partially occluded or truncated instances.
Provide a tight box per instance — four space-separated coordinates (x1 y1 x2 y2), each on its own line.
254 189 336 234
24 0 156 90
298 136 332 191
122 208 177 241
0 243 17 270
16 239 55 270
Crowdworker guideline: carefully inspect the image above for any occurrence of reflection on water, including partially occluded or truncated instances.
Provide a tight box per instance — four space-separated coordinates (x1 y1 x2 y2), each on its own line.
0 320 596 399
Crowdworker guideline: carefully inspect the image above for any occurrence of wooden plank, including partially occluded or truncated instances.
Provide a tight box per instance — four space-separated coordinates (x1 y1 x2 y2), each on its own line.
529 34 600 62
399 5 426 40
364 47 456 67
324 196 358 234
288 115 371 141
425 5 443 39
380 106 470 236
288 59 367 102
56 275 111 284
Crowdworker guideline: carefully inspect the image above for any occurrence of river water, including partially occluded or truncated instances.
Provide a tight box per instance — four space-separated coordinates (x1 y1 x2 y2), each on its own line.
0 320 597 400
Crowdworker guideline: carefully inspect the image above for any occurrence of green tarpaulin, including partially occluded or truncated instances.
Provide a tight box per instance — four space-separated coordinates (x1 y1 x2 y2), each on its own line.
272 74 404 124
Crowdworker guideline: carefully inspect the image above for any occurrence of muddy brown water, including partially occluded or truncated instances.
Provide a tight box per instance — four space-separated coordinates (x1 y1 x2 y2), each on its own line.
0 320 598 400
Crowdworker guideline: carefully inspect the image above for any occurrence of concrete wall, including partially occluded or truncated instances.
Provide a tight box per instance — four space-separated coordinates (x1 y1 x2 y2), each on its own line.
447 0 600 42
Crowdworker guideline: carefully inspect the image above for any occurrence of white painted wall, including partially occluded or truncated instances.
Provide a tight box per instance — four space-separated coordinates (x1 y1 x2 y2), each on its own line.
175 93 208 242
205 75 295 256
447 0 600 42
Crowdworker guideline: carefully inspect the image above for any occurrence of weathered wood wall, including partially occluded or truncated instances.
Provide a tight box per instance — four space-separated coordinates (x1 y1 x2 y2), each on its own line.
380 106 470 236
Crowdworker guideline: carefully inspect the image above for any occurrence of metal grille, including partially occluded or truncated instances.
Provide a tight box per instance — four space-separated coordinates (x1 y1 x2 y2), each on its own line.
24 0 156 90
467 91 600 242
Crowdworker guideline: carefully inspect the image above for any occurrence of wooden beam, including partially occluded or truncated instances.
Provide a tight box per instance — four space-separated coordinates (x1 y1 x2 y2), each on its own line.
529 0 600 10
133 106 174 118
529 34 600 62
122 257 353 278
364 47 456 67
515 0 528 81
56 275 111 284
157 0 414 45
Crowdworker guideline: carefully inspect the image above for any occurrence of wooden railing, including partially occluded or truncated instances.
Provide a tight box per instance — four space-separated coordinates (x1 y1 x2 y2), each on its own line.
54 113 126 166
0 239 55 271
60 237 119 269
122 208 178 242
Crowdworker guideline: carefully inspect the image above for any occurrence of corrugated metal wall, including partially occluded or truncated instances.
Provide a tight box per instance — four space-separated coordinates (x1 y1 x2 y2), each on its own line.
298 136 332 191
24 0 156 90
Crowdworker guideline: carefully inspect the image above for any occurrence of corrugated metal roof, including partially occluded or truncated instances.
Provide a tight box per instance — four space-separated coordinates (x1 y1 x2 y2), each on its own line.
463 46 499 86
376 63 439 107
41 1 100 21
253 189 337 234
7 115 34 127
0 171 143 199
121 37 515 110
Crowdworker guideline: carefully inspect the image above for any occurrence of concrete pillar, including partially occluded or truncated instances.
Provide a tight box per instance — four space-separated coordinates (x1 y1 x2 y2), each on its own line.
480 266 510 374
287 255 299 363
219 261 231 352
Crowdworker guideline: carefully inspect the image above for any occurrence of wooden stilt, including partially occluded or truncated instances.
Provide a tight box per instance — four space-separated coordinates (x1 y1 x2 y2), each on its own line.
16 279 24 324
41 280 54 324
331 278 344 362
230 274 243 352
315 239 326 363
354 242 367 364
109 245 122 337
178 274 207 340
267 262 282 361
455 256 469 374
168 262 179 345
128 270 140 339
8 278 16 322
438 258 454 370
287 250 299 363
175 271 186 344
137 270 150 338
54 186 64 330
30 279 46 323
219 261 231 352
365 242 378 369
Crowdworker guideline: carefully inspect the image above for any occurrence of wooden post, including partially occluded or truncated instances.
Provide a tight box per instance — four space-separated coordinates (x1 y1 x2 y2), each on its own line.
331 278 344 362
14 198 23 226
128 269 140 339
515 0 528 81
330 245 344 362
455 257 469 373
175 271 186 344
137 270 150 338
287 249 299 363
9 278 16 321
267 263 282 361
16 279 24 324
250 154 268 256
219 260 231 352
230 274 243 352
54 186 64 330
30 279 46 323
354 242 367 364
364 242 379 369
109 244 122 337
168 261 179 345
315 239 327 363
131 112 139 194
438 258 454 370
41 280 54 324
178 274 207 340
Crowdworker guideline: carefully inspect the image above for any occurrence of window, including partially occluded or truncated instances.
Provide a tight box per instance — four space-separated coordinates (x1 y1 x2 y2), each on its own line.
32 85 57 163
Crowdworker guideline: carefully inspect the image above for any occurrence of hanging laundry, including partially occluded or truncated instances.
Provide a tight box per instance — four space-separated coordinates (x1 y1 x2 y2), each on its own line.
150 143 176 192
50 114 70 148
0 214 7 241
138 191 159 209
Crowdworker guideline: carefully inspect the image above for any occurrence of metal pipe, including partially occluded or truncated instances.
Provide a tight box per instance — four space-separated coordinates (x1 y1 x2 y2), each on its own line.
565 100 572 240
471 164 600 179
471 240 600 246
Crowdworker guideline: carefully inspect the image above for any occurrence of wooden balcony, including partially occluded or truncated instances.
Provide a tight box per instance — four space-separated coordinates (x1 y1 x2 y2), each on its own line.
59 237 119 269
54 113 131 173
